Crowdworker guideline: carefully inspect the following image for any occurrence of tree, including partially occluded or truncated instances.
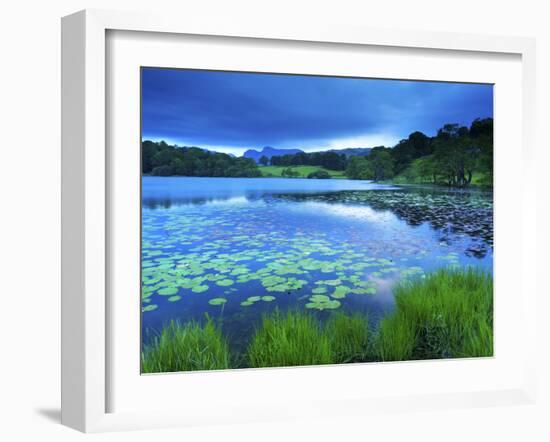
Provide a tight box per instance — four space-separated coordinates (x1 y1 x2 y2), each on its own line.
259 155 269 166
369 148 394 181
270 151 347 170
151 165 174 176
345 156 374 180
141 140 262 178
432 124 478 187
390 131 431 174
416 156 438 183
470 118 493 182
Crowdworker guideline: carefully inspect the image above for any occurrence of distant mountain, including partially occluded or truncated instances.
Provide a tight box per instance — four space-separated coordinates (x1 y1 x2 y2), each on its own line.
243 146 304 163
325 147 372 157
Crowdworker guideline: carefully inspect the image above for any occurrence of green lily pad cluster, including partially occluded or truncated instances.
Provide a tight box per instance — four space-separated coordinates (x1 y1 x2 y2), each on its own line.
241 295 276 306
305 295 341 310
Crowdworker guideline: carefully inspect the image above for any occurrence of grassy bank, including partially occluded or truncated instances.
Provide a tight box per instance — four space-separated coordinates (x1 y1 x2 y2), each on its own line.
259 165 346 179
141 268 492 373
374 268 493 361
141 317 230 373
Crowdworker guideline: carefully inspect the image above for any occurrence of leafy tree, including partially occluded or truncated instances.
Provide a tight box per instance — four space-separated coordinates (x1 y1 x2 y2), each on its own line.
369 147 395 181
271 151 347 170
470 118 493 182
431 124 479 187
346 156 367 179
416 156 438 183
390 131 431 174
381 118 493 188
259 155 269 166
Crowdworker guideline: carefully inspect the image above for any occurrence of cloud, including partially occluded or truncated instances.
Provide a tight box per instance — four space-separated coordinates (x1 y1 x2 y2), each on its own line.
141 68 493 153
294 132 401 152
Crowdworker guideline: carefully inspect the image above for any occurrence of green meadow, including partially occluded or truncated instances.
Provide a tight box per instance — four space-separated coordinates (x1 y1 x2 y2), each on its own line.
259 165 346 178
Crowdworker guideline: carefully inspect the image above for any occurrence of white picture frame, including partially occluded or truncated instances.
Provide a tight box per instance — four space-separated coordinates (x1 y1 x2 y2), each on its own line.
61 9 538 433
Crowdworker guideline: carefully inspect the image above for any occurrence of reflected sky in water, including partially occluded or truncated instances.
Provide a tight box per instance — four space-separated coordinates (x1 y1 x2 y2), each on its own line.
141 177 493 351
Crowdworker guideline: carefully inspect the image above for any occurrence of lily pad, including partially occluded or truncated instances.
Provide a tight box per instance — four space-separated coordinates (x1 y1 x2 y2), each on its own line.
142 304 158 312
216 279 234 287
331 286 351 299
157 287 178 296
312 287 327 294
240 300 254 306
261 275 286 287
208 298 227 306
191 284 209 293
305 294 341 310
167 295 182 302
261 296 276 302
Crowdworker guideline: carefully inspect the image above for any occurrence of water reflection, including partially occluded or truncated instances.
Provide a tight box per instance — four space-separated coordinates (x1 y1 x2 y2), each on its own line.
141 177 493 346
143 177 493 258
275 188 493 258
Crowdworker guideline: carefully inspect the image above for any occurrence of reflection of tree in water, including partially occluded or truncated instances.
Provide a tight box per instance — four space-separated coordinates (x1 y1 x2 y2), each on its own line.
272 188 493 258
142 191 269 209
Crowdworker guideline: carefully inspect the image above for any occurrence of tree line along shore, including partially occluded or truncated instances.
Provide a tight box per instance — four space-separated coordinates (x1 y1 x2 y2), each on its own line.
142 118 493 188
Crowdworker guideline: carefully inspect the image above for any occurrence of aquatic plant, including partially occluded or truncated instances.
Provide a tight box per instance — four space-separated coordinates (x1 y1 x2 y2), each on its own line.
305 295 341 310
141 318 230 373
374 268 493 361
247 310 332 367
326 312 370 363
208 297 227 306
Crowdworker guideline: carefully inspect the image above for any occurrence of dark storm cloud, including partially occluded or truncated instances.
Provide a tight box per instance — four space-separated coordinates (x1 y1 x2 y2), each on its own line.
141 68 493 151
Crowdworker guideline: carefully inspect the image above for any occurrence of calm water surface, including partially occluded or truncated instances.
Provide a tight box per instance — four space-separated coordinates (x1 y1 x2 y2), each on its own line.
141 177 493 353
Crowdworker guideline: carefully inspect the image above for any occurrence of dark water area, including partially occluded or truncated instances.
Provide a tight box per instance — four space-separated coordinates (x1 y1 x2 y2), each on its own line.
141 177 493 354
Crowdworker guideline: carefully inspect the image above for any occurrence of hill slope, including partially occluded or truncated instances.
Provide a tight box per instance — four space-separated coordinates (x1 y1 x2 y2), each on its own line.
243 146 304 163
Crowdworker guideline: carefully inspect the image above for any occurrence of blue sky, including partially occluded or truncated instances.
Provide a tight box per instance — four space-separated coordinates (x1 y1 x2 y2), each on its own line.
142 68 493 156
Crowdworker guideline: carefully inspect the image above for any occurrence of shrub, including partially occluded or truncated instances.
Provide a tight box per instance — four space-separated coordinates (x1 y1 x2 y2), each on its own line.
307 170 331 179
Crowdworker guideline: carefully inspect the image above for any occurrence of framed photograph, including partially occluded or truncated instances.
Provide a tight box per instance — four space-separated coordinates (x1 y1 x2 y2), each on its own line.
61 9 537 432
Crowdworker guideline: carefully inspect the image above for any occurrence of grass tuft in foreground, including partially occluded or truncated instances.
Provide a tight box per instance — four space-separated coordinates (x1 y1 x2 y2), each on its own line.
247 310 371 368
325 312 370 363
247 310 333 368
141 317 230 373
374 268 493 361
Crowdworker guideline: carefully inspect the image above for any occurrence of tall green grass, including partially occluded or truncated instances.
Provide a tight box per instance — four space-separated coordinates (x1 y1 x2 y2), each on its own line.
247 310 370 368
141 317 230 373
374 268 493 361
325 312 370 363
247 310 333 368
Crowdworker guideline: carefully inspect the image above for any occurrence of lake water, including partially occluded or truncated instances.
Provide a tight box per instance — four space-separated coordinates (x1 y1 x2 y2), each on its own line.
141 177 493 355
